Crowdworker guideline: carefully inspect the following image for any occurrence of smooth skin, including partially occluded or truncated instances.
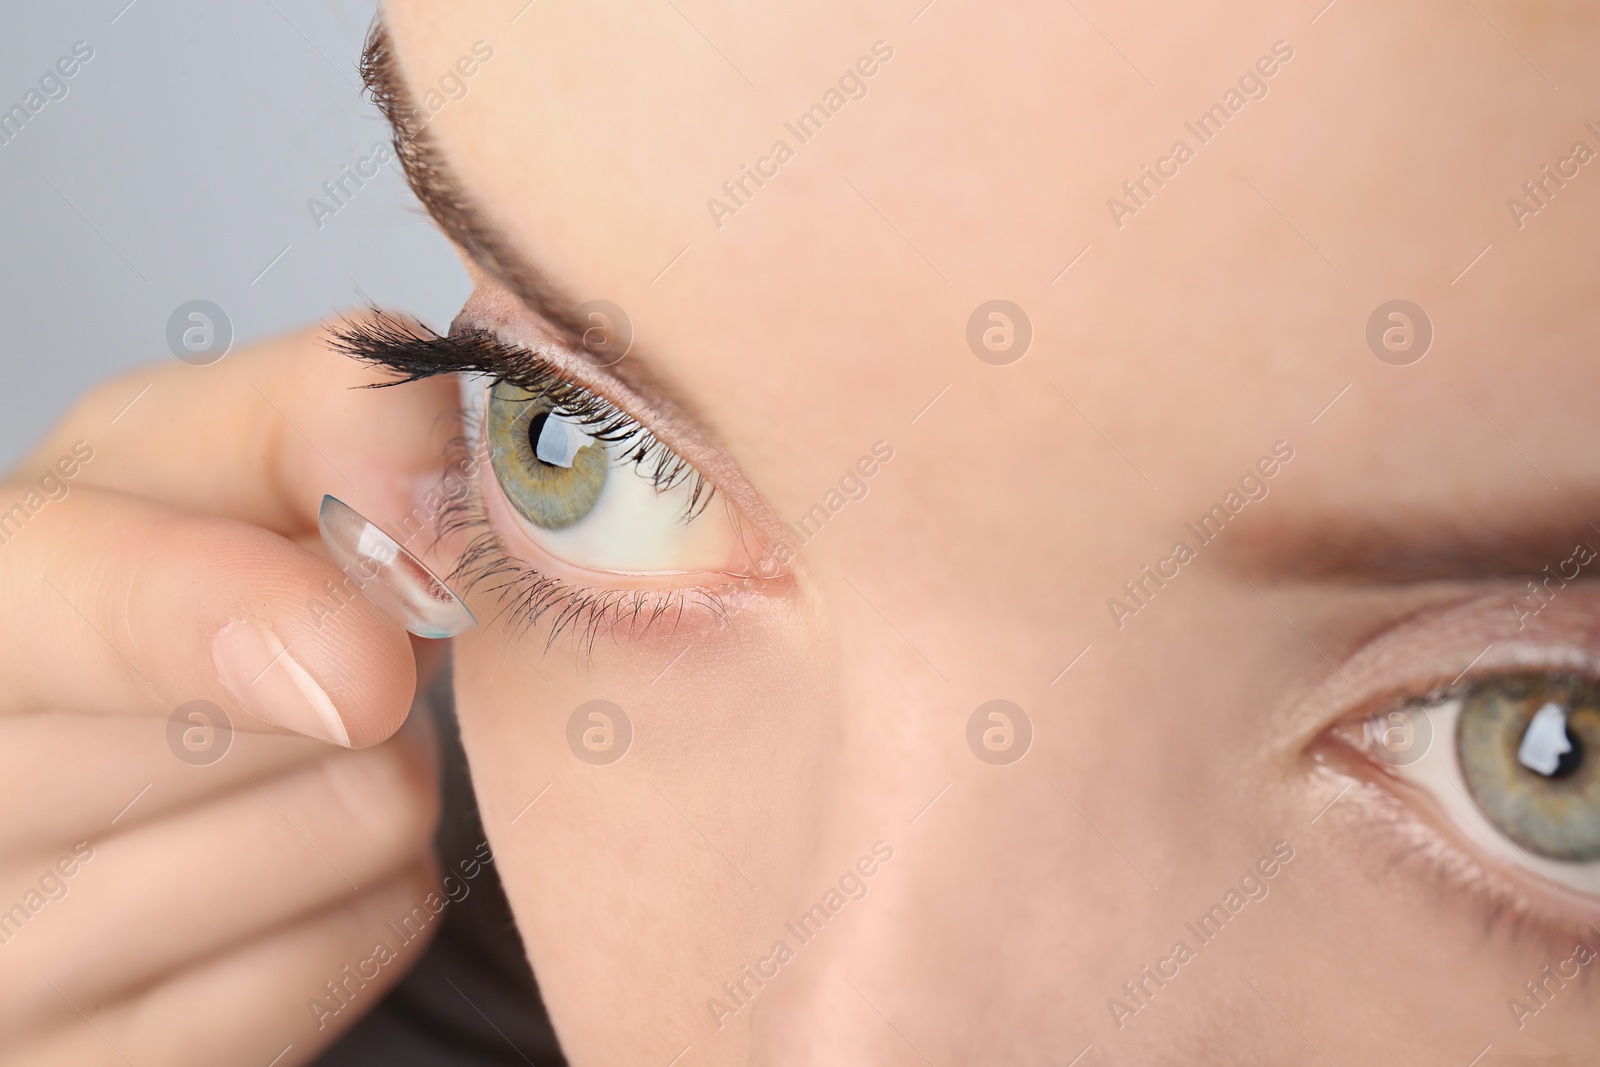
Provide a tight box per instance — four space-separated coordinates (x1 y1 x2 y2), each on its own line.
379 1 1600 1065
8 1 1600 1065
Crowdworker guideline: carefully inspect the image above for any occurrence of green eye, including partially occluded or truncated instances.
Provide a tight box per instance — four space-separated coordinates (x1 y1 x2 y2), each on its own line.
487 380 609 530
475 370 745 578
1458 674 1600 861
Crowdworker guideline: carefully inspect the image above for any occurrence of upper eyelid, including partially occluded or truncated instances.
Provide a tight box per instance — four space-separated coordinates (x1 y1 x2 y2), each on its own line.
444 313 723 464
448 325 727 499
326 313 686 498
448 287 721 450
450 325 673 440
333 308 707 473
1267 588 1600 755
331 307 786 549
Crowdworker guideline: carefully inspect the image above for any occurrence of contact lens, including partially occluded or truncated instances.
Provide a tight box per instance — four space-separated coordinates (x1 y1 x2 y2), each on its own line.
317 495 476 639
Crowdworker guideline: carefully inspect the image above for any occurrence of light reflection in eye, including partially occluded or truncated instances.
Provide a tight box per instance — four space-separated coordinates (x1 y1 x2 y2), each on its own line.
1518 702 1577 778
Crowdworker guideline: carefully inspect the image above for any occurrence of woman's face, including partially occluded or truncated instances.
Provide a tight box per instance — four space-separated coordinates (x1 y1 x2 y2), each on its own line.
374 1 1600 1062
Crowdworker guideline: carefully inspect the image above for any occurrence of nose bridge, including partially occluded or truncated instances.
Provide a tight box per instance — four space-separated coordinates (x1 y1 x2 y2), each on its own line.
728 594 1164 1065
739 771 1047 1066
741 837 926 1065
742 770 1136 1066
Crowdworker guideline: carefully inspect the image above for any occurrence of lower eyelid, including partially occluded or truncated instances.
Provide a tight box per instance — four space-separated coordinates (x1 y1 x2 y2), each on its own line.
1380 699 1600 896
1299 755 1600 953
434 452 756 648
1314 726 1600 948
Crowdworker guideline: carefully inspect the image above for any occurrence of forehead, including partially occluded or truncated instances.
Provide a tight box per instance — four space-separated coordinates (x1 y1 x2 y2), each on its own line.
380 0 1600 510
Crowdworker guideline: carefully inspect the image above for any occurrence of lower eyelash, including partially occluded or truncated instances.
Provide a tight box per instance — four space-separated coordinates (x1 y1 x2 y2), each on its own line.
433 435 725 651
1312 743 1600 958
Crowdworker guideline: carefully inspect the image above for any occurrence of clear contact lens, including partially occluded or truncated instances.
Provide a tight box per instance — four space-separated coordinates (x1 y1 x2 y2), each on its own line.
317 495 476 639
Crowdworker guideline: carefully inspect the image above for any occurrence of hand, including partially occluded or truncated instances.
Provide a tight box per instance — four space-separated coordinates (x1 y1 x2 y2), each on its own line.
0 323 459 1066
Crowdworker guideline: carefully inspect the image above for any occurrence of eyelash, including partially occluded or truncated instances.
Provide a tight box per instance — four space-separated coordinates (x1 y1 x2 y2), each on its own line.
440 465 726 650
327 315 727 648
329 315 712 513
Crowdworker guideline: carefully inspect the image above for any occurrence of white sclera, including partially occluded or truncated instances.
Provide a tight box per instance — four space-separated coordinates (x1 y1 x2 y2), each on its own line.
317 495 476 639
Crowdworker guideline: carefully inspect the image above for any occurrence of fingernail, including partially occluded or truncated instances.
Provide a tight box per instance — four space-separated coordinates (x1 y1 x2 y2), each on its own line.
212 620 351 747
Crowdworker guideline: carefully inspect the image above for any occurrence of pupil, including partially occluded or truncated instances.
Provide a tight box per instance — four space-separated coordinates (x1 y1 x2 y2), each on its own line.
527 412 551 464
1551 731 1585 779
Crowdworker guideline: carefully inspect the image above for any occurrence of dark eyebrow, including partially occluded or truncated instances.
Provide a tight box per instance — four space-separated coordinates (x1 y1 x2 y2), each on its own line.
356 23 729 445
359 23 588 349
1224 502 1600 584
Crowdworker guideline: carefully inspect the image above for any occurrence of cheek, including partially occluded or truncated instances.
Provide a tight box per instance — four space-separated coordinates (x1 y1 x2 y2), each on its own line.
449 592 831 1056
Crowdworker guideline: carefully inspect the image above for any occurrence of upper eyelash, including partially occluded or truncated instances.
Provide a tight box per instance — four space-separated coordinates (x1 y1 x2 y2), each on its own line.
327 314 714 520
327 314 729 648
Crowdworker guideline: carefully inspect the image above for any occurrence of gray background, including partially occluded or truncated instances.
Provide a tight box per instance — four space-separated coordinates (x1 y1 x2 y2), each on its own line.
0 0 468 467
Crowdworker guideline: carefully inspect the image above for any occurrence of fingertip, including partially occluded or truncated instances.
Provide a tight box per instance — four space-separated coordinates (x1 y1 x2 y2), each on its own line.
174 516 419 748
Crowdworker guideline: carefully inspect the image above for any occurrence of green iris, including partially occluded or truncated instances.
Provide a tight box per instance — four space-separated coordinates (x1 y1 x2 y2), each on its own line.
487 381 608 530
1458 673 1600 861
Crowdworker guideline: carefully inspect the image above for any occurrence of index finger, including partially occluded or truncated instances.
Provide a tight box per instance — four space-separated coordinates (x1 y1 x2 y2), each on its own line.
10 317 461 540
